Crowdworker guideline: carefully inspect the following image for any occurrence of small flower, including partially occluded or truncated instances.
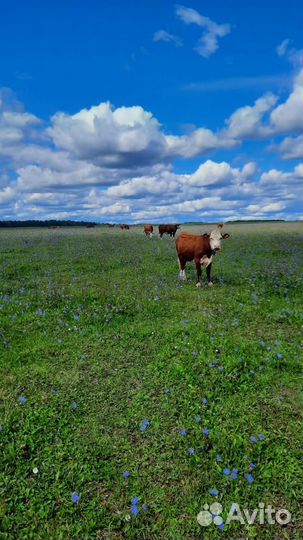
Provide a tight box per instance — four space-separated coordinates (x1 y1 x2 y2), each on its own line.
209 489 219 495
131 505 139 515
250 436 257 443
277 353 283 360
218 521 225 530
142 503 148 511
71 491 80 503
123 471 130 478
189 447 195 456
223 468 231 476
202 429 209 435
33 467 39 475
165 389 171 394
258 434 265 441
231 468 238 480
18 396 26 405
180 428 187 436
50 389 56 395
249 462 256 468
216 454 222 462
0 425 3 431
131 497 139 505
202 398 208 404
72 401 78 410
140 420 150 431
195 416 201 422
245 474 254 484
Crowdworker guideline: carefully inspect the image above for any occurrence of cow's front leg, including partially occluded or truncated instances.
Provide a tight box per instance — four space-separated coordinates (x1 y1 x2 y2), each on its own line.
206 263 213 287
195 258 202 288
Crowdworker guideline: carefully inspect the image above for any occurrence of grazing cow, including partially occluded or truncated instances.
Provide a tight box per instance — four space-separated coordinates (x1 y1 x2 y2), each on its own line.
86 223 95 228
120 224 130 230
176 224 230 288
107 223 115 228
159 224 180 238
144 224 153 237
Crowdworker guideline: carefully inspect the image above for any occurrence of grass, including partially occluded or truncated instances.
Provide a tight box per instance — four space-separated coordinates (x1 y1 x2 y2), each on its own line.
0 223 302 539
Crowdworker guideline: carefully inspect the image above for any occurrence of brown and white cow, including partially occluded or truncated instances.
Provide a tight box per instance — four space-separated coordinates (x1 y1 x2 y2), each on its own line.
159 224 180 238
120 224 130 230
175 224 230 288
144 224 154 237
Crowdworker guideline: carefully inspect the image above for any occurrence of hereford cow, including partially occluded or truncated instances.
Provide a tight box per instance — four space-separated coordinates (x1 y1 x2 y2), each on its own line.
120 224 130 230
176 224 230 288
159 224 180 238
144 224 153 237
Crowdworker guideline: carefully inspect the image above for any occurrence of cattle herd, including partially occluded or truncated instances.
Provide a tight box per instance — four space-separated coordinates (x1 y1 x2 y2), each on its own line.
105 222 230 288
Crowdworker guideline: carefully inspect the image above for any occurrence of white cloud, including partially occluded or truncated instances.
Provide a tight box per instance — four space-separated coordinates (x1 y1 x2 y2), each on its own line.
153 30 182 47
270 69 303 134
175 5 231 58
273 135 303 160
224 93 278 139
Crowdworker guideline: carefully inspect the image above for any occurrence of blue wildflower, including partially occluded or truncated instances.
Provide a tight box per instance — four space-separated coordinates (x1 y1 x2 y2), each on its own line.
231 468 238 480
140 420 150 431
202 398 208 404
50 389 56 395
223 468 231 475
72 401 78 410
202 429 209 435
209 489 219 495
195 416 201 422
249 462 256 468
250 436 257 443
216 454 222 462
245 474 254 484
165 389 171 394
18 396 26 405
189 447 195 456
277 353 283 360
71 492 80 503
123 471 130 478
258 434 265 441
218 521 225 530
180 428 187 436
131 504 139 515
131 497 139 505
142 503 148 511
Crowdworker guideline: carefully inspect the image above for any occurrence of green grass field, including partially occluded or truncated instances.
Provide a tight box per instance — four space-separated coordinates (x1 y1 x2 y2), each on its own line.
0 223 302 540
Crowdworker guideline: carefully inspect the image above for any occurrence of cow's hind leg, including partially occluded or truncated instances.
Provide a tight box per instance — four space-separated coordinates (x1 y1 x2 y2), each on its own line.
178 256 187 281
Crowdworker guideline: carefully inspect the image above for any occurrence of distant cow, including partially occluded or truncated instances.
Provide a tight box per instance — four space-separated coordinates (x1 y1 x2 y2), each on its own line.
159 224 180 238
144 224 153 237
86 224 95 228
120 224 130 230
107 223 115 228
176 224 230 288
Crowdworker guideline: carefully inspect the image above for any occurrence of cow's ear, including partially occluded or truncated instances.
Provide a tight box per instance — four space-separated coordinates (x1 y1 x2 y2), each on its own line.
217 223 224 229
222 233 230 239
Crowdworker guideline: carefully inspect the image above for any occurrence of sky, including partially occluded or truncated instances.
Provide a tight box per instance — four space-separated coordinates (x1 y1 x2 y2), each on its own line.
0 0 302 223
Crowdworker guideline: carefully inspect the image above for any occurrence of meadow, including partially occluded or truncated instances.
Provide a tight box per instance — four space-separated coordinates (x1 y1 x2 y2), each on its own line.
0 223 302 540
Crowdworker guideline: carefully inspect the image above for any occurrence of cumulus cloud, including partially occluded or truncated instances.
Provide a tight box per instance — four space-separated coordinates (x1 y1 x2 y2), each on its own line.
153 30 183 47
175 5 231 58
273 135 303 160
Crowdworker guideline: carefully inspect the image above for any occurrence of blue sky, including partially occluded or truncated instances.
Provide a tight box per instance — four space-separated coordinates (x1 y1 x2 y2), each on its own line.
0 0 302 222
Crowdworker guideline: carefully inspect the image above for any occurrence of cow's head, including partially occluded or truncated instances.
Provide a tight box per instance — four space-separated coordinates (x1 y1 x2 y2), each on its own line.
209 223 230 252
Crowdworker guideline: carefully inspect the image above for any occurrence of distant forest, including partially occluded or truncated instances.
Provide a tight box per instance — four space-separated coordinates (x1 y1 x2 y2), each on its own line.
0 220 97 228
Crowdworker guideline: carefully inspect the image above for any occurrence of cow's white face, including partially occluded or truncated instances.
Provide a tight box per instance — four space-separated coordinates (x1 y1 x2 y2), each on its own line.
209 226 230 251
